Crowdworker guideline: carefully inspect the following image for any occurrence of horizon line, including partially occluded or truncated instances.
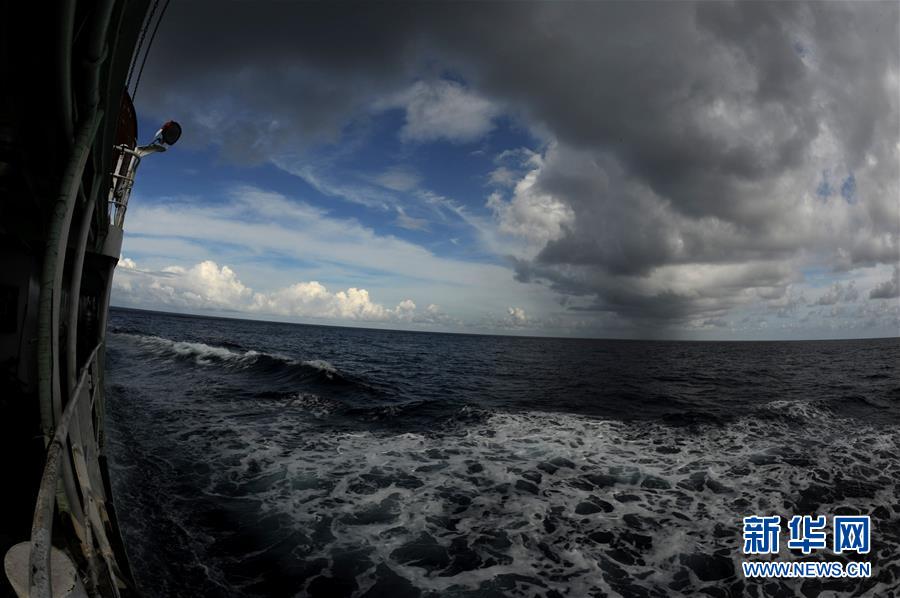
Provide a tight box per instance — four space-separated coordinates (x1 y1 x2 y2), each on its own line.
108 304 900 344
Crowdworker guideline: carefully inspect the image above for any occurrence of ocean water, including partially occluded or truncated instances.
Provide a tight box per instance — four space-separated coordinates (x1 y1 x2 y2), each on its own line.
104 308 900 597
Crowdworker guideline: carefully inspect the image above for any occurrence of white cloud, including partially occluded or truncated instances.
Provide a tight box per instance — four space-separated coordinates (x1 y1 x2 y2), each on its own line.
118 186 564 325
813 280 860 306
378 80 500 144
375 167 422 192
114 260 251 311
254 282 400 320
278 163 394 210
115 258 422 322
127 187 486 287
113 258 474 331
870 265 900 299
486 151 575 254
394 206 430 231
488 166 516 187
507 306 528 325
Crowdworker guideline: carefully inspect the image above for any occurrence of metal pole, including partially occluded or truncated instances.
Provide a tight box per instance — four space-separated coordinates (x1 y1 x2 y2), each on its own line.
81 0 117 113
35 113 103 544
66 192 98 401
57 0 76 144
37 109 103 441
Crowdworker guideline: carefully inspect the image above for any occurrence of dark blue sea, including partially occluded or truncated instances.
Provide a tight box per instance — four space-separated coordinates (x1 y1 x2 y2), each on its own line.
104 307 900 597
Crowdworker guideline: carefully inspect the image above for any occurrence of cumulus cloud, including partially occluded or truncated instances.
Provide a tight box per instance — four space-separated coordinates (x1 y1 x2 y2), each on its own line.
254 282 398 320
767 286 808 319
813 281 860 306
114 258 427 323
507 306 528 326
473 306 537 332
112 260 251 310
486 149 575 254
870 266 900 300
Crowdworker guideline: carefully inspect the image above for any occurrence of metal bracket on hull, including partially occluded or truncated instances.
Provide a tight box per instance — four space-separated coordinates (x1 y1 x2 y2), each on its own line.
100 226 124 260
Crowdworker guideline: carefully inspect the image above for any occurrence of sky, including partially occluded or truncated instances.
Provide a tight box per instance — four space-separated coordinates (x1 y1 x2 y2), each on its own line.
112 0 900 340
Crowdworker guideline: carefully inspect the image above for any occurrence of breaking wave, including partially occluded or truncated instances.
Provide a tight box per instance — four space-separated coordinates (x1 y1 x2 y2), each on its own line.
113 332 346 385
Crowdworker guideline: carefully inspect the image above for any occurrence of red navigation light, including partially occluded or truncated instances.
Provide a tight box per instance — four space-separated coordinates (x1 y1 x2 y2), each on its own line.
159 121 182 146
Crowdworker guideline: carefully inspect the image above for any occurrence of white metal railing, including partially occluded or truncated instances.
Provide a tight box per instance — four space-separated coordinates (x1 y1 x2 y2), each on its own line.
107 145 142 229
26 342 126 598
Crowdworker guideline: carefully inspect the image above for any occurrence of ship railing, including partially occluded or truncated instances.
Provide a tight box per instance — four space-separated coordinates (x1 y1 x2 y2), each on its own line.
107 145 142 229
12 341 127 598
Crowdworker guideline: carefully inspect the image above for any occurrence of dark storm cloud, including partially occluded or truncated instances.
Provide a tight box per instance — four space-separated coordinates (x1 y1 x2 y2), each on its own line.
514 255 799 328
139 1 900 328
137 2 427 161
